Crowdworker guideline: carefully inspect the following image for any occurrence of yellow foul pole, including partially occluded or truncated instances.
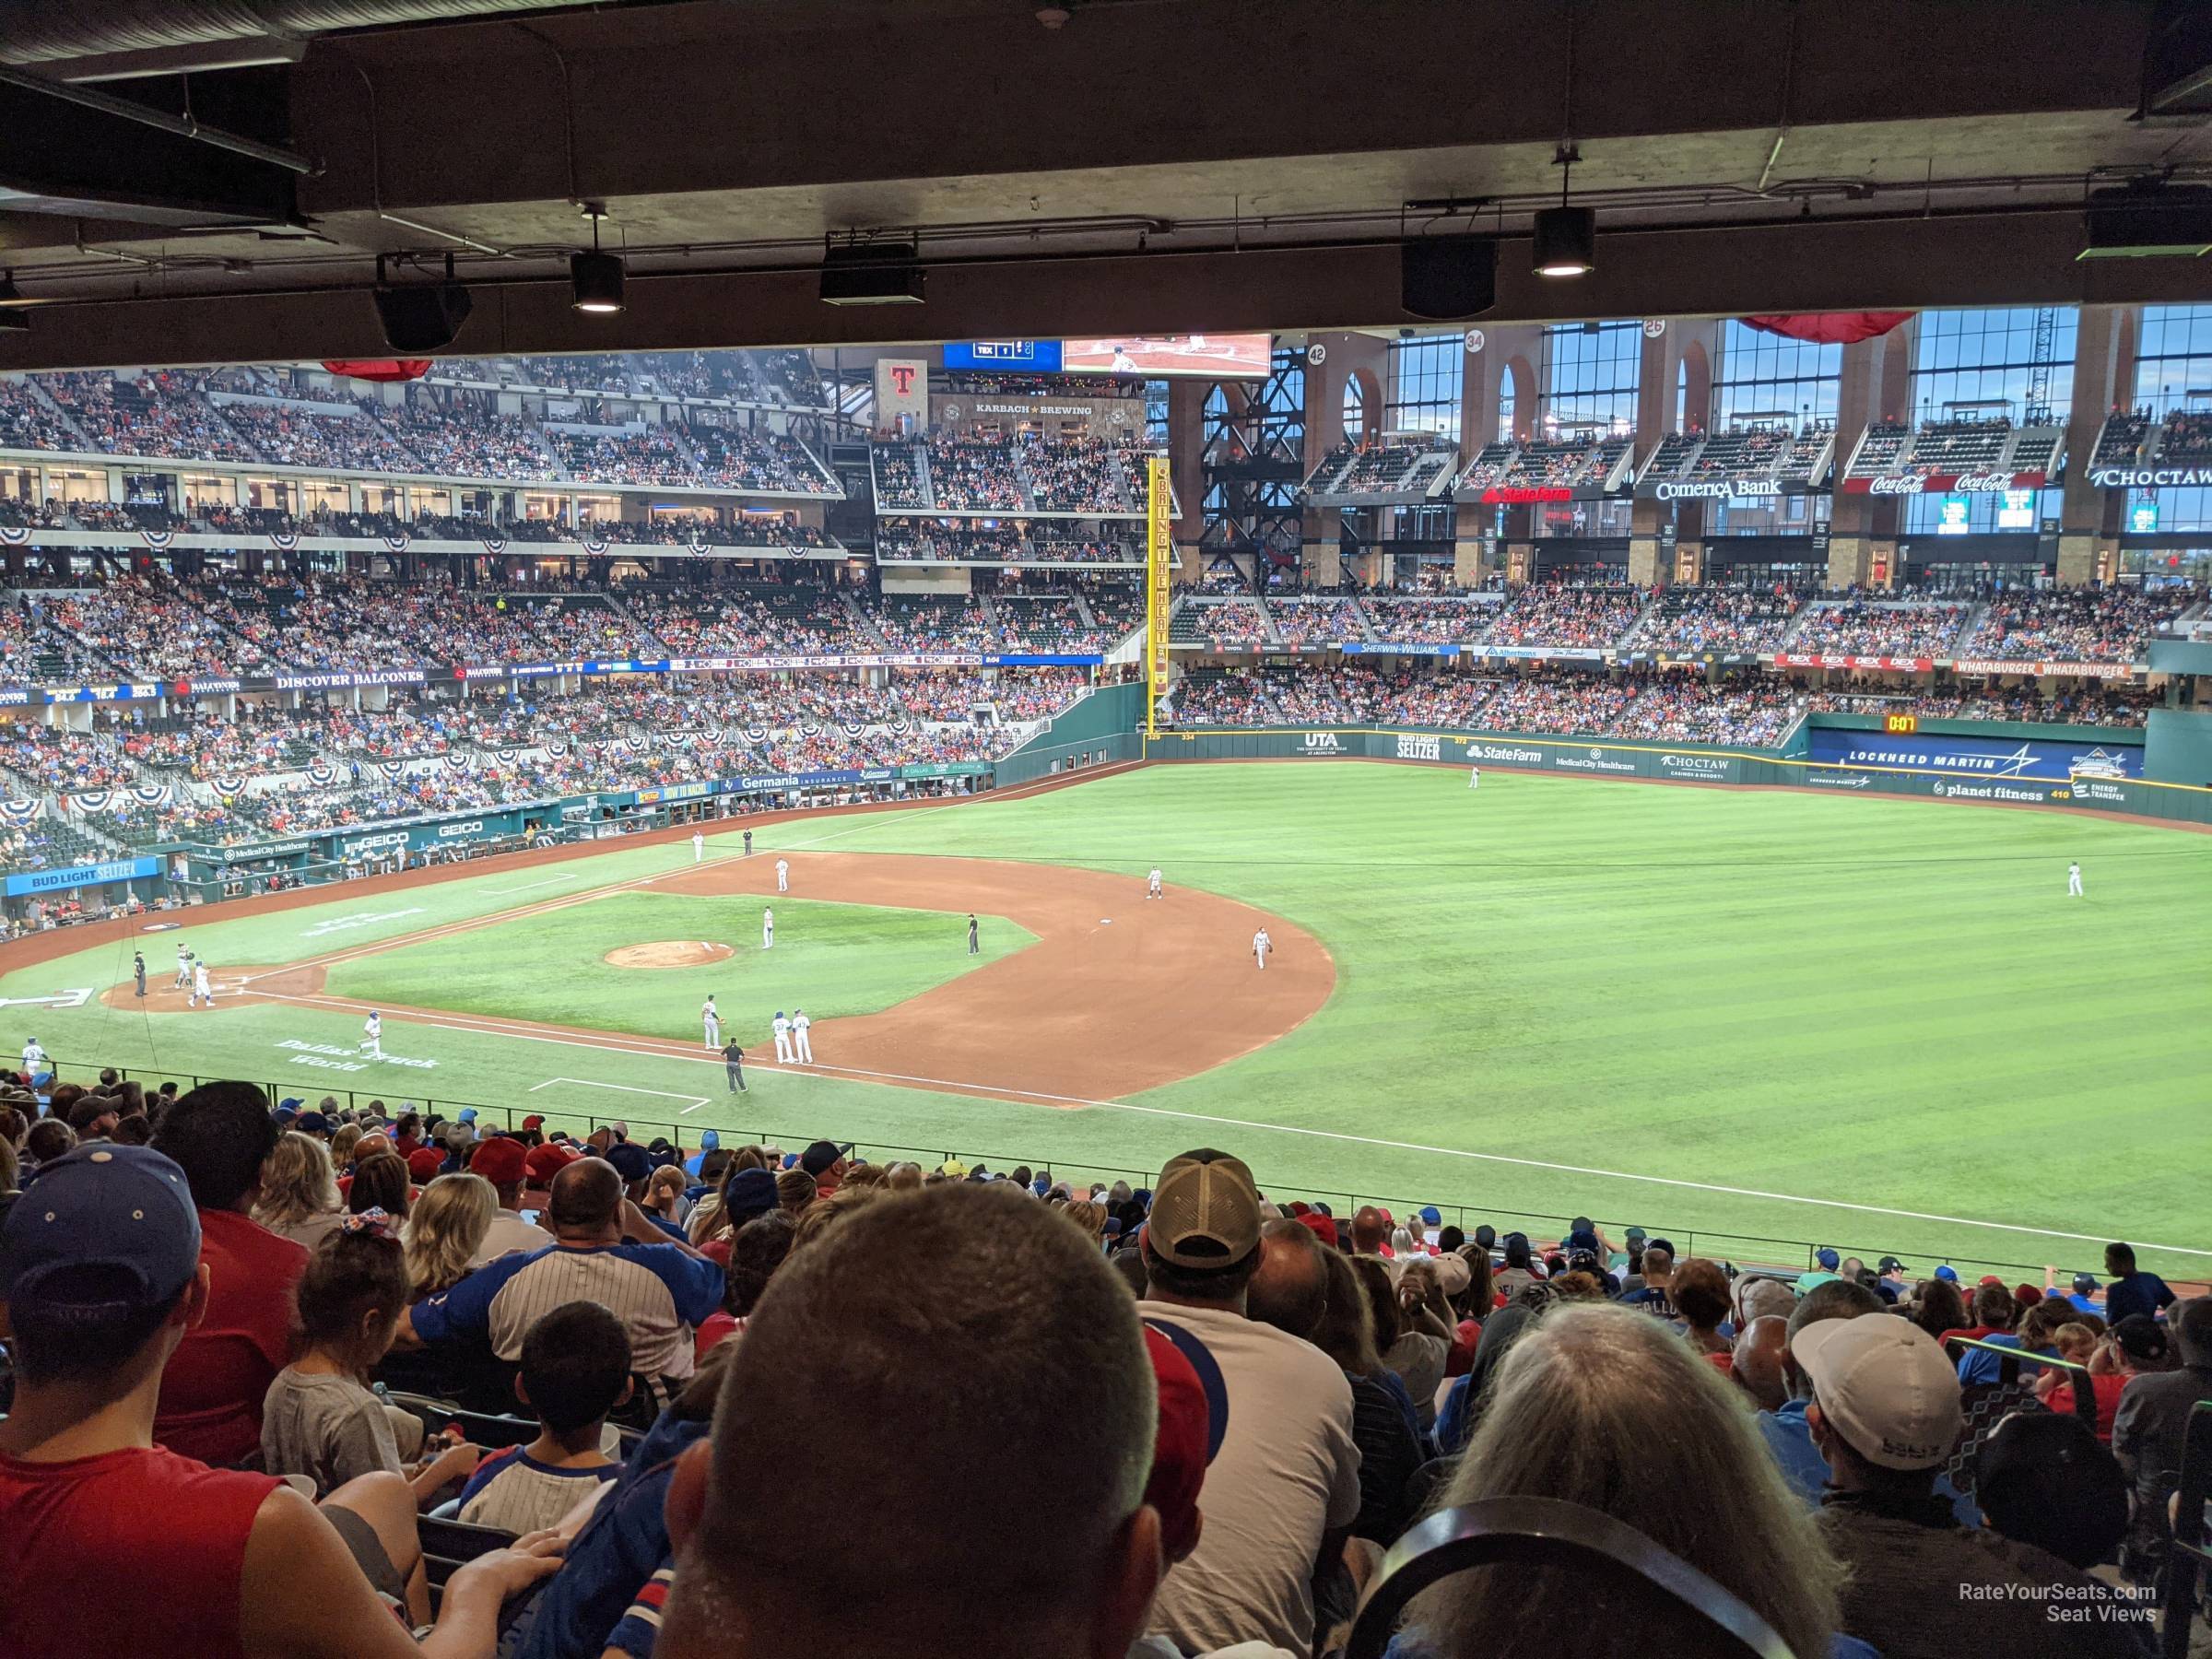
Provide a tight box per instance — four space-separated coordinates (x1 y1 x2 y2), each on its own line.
1145 453 1171 740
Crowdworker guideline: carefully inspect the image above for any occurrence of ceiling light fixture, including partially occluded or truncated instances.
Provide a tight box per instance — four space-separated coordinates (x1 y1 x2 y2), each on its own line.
571 203 626 314
1533 146 1595 278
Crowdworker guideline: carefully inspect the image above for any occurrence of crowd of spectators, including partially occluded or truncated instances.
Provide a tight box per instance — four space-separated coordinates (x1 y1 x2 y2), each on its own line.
2158 409 2212 464
1018 434 1131 512
1359 597 1493 644
1625 586 1805 655
1484 582 1646 650
1803 683 2160 728
0 380 80 452
1959 587 2190 663
39 371 257 463
4 1095 2192 1659
1267 597 1371 645
1789 598 1972 658
213 401 423 474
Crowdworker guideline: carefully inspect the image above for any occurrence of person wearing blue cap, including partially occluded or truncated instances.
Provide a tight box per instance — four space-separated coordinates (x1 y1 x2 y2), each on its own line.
0 1144 563 1655
686 1129 722 1180
1934 1264 1960 1284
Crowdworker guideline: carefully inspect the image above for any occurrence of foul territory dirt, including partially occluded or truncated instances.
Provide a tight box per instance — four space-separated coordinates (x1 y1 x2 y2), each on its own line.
98 846 1334 1106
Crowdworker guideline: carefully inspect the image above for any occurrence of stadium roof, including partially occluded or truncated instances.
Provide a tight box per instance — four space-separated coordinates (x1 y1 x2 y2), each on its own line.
2 0 2209 368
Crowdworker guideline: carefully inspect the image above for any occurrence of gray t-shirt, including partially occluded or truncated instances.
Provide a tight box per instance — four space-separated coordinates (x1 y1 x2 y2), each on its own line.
261 1366 400 1497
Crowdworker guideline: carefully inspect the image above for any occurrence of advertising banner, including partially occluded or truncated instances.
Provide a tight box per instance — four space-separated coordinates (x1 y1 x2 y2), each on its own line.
873 358 930 431
1948 658 2138 680
1340 641 1459 657
1806 728 2144 782
5 854 161 897
1771 652 1935 673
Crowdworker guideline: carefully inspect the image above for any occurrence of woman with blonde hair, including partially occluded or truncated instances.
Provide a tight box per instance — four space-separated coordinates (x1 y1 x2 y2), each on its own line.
400 1171 497 1300
1404 1302 1851 1659
254 1129 346 1250
884 1160 924 1192
327 1121 363 1172
1062 1197 1106 1249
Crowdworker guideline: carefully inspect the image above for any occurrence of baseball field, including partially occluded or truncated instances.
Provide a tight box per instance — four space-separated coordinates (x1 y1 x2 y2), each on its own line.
6 760 2210 1279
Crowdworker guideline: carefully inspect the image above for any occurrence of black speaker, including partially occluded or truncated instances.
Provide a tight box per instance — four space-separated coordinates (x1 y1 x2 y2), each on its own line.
372 280 474 352
1401 235 1497 320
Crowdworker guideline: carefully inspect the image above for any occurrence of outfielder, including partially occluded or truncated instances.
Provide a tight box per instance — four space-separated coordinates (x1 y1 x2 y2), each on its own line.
792 1007 814 1064
762 906 774 949
191 959 214 1008
701 994 722 1049
772 1009 794 1064
361 1010 383 1059
1252 927 1272 971
1468 763 1480 790
1147 867 1163 899
692 830 704 863
775 857 790 893
2067 860 2084 898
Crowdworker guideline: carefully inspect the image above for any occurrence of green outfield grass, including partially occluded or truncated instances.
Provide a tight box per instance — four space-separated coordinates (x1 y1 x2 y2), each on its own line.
8 763 2210 1279
323 893 1031 1042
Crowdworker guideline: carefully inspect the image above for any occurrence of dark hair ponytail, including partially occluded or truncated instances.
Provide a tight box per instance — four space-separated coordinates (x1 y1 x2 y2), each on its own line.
293 1222 408 1358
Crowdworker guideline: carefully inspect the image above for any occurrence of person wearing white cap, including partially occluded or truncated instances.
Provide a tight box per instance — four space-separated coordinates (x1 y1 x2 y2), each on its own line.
1796 1316 2148 1658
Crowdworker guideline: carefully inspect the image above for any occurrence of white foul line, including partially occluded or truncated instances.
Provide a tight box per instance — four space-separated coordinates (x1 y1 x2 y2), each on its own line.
526 1076 710 1112
238 986 2212 1261
486 874 580 895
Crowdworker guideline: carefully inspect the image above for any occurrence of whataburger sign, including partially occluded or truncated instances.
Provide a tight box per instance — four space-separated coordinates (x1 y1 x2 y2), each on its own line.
1841 471 2046 496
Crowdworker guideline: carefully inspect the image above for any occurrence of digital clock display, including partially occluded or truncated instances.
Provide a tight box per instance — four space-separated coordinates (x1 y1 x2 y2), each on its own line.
1884 713 1919 735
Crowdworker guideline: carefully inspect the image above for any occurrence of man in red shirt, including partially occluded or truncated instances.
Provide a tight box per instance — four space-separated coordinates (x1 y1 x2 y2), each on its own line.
0 1141 561 1658
148 1081 311 1465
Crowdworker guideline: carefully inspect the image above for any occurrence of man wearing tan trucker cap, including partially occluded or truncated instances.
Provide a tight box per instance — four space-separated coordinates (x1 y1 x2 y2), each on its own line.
1137 1148 1359 1659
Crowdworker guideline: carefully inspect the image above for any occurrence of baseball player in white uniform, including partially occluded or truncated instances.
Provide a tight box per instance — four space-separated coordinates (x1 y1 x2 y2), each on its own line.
1252 928 1272 970
775 857 789 893
1147 867 1162 899
792 1008 814 1064
361 1010 383 1058
20 1037 47 1075
772 1009 794 1064
692 830 704 863
191 959 214 1008
1469 763 1480 790
2067 860 2084 898
174 945 191 989
701 994 721 1049
762 906 774 949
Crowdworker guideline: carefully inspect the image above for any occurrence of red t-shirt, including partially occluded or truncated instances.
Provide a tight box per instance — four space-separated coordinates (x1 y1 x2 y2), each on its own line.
155 1209 310 1466
0 1444 279 1657
2047 1371 2128 1443
1936 1324 1999 1355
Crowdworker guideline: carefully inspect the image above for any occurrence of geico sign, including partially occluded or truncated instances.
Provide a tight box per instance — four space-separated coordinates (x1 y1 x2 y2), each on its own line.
1654 480 1776 501
2089 465 2212 488
435 819 486 839
1867 476 1928 495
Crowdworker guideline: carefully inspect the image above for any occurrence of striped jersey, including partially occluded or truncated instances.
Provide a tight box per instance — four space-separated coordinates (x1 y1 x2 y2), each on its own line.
411 1242 724 1380
455 1448 620 1534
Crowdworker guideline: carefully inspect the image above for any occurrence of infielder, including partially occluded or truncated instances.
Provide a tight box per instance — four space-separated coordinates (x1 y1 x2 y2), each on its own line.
1147 867 1163 899
762 906 774 949
967 912 979 955
133 951 147 997
775 857 790 893
772 1009 794 1064
792 1007 814 1064
701 994 722 1049
2067 860 2084 898
191 959 214 1008
692 830 704 863
361 1010 383 1058
1252 927 1272 971
174 945 191 989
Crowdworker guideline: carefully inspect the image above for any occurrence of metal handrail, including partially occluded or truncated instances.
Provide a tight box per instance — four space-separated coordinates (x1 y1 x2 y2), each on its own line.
76 1055 2183 1287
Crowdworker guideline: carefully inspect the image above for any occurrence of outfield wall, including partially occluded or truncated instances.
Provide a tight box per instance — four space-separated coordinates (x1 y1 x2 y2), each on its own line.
1134 725 2212 827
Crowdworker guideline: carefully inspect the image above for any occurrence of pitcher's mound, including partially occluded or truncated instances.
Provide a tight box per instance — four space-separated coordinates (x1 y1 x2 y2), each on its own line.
606 940 733 970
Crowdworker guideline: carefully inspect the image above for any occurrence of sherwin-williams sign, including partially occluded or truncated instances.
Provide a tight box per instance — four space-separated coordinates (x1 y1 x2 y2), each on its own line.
1806 729 2143 782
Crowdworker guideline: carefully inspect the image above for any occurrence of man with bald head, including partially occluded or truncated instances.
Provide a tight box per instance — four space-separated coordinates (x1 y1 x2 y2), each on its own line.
653 1182 1164 1659
404 1155 723 1402
1732 1314 1791 1413
1245 1217 1329 1341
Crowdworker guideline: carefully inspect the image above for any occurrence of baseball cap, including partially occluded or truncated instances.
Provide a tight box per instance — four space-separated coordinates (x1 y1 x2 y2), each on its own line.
800 1139 842 1177
1790 1316 1961 1471
1473 1224 1497 1250
405 1147 445 1182
2112 1314 2170 1368
606 1142 653 1184
699 1130 721 1152
1 1145 200 1321
720 1167 779 1230
1141 1324 1211 1564
1294 1211 1339 1250
1933 1265 1959 1283
2072 1272 2099 1294
522 1114 546 1131
1624 1226 1647 1245
1430 1252 1472 1296
1973 1411 2129 1571
524 1143 574 1184
2014 1284 2043 1309
458 1108 477 1124
1146 1149 1262 1270
1877 1255 1908 1275
467 1136 527 1187
296 1112 330 1135
1815 1247 1841 1271
1419 1206 1441 1227
276 1098 303 1112
937 1158 968 1180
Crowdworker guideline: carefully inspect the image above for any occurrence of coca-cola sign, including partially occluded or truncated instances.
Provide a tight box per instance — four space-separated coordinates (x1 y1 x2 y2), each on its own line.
1951 472 2017 492
1867 476 1927 495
